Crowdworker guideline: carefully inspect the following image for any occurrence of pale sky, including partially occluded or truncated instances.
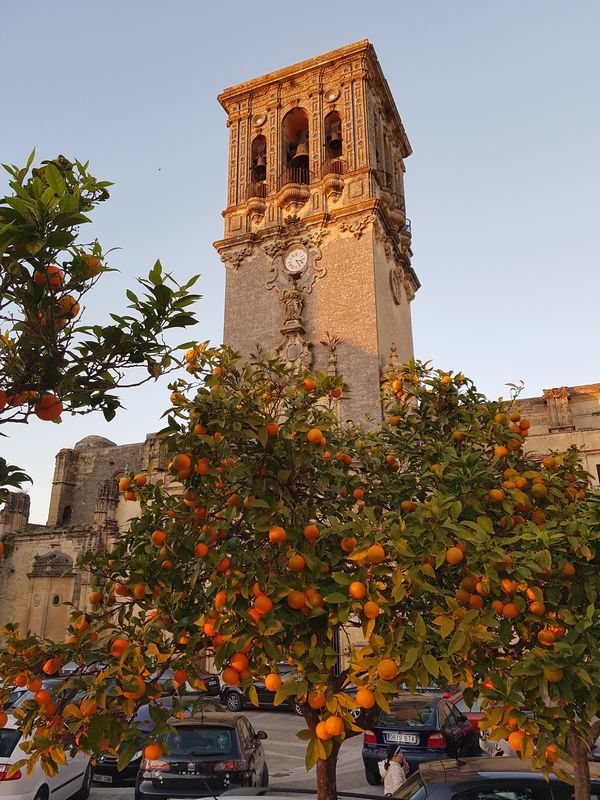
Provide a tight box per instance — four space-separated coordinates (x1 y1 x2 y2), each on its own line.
2 1 599 523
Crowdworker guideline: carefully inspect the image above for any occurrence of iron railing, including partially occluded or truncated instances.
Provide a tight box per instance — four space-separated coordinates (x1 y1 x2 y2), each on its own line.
277 166 311 190
247 181 268 199
322 158 345 176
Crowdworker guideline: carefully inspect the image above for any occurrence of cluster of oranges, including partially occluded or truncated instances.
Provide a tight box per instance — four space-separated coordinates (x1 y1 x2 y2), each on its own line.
0 388 63 421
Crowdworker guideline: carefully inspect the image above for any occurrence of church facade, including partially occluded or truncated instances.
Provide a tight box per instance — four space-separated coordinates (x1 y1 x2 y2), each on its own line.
1 42 599 639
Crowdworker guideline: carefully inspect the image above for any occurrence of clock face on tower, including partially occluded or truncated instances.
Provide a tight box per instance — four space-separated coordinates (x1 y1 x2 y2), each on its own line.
284 247 308 274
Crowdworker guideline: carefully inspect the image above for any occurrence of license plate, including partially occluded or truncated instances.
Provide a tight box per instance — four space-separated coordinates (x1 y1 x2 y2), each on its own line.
384 732 419 745
94 774 113 783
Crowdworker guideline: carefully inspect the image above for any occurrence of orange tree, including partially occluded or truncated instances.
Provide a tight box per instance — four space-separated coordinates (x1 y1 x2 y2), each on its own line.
0 352 598 800
0 152 200 503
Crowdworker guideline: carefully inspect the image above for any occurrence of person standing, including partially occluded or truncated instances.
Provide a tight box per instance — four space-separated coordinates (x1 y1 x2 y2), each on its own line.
378 745 408 795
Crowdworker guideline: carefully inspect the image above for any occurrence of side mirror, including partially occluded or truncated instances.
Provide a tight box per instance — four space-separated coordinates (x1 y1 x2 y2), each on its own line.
256 730 268 740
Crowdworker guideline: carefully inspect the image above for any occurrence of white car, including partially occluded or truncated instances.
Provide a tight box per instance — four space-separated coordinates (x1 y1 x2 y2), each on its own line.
0 715 92 800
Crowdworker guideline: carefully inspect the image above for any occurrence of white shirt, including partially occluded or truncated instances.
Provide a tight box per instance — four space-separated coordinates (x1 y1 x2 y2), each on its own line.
378 759 407 795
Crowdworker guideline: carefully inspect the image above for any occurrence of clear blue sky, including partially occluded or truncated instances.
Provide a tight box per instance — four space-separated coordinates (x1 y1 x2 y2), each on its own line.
2 1 599 523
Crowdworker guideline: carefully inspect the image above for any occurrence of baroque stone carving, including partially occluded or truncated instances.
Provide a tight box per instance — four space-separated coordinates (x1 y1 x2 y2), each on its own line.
276 279 312 369
390 268 403 305
338 214 374 239
543 387 574 430
220 246 251 271
264 232 327 294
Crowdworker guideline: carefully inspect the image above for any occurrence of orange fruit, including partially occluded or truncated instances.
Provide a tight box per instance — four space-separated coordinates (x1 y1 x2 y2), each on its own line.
446 547 464 565
28 677 43 692
367 544 385 564
363 601 380 619
222 667 241 686
560 563 575 578
507 731 524 752
491 600 505 614
287 590 305 610
538 629 556 647
42 657 61 675
545 744 558 763
88 591 102 606
455 589 470 605
452 430 465 442
34 689 52 706
143 743 163 761
494 446 509 458
401 500 417 513
529 601 546 617
264 673 282 692
469 594 484 610
340 536 357 553
509 411 521 423
324 716 344 737
34 394 63 421
269 525 287 544
305 588 324 608
501 579 518 594
288 554 305 572
0 712 7 728
349 581 367 600
488 489 505 503
307 428 323 444
543 667 563 683
34 265 64 288
377 659 398 681
110 637 129 658
216 556 230 573
353 487 365 500
118 477 131 491
79 698 97 716
14 674 27 687
356 688 376 708
172 453 192 472
308 691 326 709
194 542 208 558
502 603 519 620
254 595 273 614
531 483 548 499
123 489 136 501
123 675 146 700
230 653 249 673
303 378 316 391
315 720 331 740
303 524 319 543
215 591 227 610
265 422 279 437
151 530 166 547
195 458 210 475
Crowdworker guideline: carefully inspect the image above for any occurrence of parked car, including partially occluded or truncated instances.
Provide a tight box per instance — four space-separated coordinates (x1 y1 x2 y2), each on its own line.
134 712 268 800
154 667 221 698
4 677 75 711
93 697 228 785
448 692 485 728
0 714 93 800
392 756 600 799
220 663 302 714
362 693 480 784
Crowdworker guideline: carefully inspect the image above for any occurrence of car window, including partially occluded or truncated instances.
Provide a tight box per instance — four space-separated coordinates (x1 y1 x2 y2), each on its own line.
237 718 252 748
0 730 21 757
393 773 427 799
449 704 466 725
163 726 232 756
454 696 483 714
380 702 437 727
456 788 553 800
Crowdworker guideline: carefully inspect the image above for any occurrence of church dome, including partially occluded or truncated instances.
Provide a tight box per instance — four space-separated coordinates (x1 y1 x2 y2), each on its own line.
74 435 117 450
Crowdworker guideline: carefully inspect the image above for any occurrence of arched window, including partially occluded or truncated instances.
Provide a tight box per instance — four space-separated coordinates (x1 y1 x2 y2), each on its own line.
250 135 267 197
61 505 72 526
281 108 309 187
324 111 343 174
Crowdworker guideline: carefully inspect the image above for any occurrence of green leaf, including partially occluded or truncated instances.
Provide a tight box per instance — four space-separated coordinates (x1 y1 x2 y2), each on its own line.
45 163 66 195
448 629 466 655
422 654 439 678
323 592 348 604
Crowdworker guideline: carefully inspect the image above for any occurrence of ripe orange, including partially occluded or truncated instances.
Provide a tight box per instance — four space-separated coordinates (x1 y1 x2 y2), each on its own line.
79 698 97 716
132 583 146 600
307 428 323 444
340 536 357 553
509 411 521 423
543 667 563 683
288 554 305 572
306 588 324 608
265 422 279 437
110 637 129 658
28 677 43 692
538 629 556 647
303 524 319 543
560 563 575 578
81 253 102 278
34 265 64 289
308 691 326 709
491 600 505 614
264 673 282 692
269 525 287 544
254 595 273 614
215 591 227 610
469 594 484 610
143 743 163 761
531 483 548 499
216 557 230 573
42 657 61 675
349 581 367 600
488 489 505 503
0 712 8 728
34 394 63 421
545 744 558 763
230 653 249 673
446 547 464 565
123 675 146 700
14 674 27 687
222 667 241 686
123 489 136 501
507 731 524 752
58 294 80 318
502 603 519 620
34 689 52 706
303 378 316 392
172 453 192 472
377 659 398 681
353 487 365 500
89 591 102 606
134 473 147 486
501 579 518 594
363 601 380 619
367 544 385 564
194 542 209 558
529 602 546 617
356 688 376 708
456 589 470 605
324 716 344 737
195 458 209 476
315 720 331 740
287 590 305 610
151 530 166 547
494 446 509 458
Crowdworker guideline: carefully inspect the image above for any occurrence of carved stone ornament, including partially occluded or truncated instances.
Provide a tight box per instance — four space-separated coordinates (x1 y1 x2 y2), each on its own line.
264 232 327 294
220 246 252 272
338 214 375 239
403 274 416 303
276 280 312 369
390 267 403 305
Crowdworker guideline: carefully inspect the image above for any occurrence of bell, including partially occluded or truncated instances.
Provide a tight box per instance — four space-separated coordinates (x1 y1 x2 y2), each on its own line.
254 153 266 168
329 124 342 145
291 140 309 163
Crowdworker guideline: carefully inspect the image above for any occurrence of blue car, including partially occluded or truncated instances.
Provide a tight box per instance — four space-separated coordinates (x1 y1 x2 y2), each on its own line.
362 693 481 784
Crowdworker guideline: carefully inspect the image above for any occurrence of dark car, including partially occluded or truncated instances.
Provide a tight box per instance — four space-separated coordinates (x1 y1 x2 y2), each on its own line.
135 712 268 800
362 694 480 784
392 757 600 800
93 697 228 786
220 663 302 714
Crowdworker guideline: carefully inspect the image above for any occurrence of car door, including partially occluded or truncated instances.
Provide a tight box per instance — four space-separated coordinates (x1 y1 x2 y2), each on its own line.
238 717 262 785
51 744 89 800
448 702 479 755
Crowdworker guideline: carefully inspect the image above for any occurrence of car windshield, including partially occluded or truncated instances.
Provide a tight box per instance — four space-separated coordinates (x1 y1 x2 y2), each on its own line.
393 773 426 799
380 702 437 727
0 730 21 757
163 726 232 756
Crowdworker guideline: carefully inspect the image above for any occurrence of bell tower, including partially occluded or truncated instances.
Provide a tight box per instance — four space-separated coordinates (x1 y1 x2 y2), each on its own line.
214 40 419 423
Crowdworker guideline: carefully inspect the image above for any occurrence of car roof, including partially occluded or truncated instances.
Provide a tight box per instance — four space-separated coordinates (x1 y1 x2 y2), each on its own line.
388 694 442 705
166 711 241 727
418 757 600 784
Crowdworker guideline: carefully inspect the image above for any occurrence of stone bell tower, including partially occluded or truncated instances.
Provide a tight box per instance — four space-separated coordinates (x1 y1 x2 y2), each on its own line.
214 40 419 424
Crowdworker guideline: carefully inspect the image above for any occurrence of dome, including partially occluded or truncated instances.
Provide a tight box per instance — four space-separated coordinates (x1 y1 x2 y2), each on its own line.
74 435 117 450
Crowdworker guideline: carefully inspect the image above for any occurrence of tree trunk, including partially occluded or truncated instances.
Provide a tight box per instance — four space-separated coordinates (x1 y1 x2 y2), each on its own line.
316 741 340 800
568 723 591 800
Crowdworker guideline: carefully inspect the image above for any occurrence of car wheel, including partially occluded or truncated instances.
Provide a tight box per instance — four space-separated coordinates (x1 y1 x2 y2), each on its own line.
74 765 93 800
224 691 243 712
260 764 269 786
365 768 381 786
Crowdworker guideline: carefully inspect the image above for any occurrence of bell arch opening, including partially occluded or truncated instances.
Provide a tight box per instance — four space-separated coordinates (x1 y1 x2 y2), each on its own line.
281 108 309 186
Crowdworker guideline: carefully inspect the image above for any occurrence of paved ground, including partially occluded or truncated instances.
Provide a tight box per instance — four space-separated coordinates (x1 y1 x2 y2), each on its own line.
90 709 383 799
